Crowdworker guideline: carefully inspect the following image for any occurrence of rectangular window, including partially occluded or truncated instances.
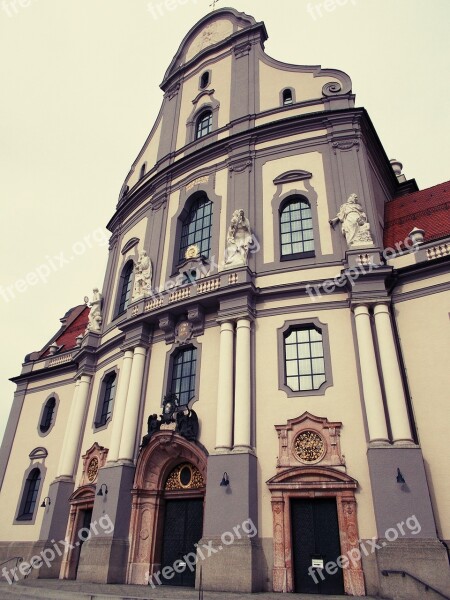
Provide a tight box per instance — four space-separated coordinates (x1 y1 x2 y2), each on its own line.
171 347 197 406
284 327 325 391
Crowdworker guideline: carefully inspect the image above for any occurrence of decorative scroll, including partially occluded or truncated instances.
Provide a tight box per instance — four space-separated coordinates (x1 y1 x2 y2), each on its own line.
164 463 205 490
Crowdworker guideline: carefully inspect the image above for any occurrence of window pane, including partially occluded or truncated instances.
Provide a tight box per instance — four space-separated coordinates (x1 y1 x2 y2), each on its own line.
284 327 325 392
179 198 213 262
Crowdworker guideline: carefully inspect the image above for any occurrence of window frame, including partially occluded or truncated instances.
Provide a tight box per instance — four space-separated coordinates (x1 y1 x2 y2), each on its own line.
37 392 59 437
14 464 45 524
199 70 211 90
115 260 134 317
163 340 202 410
277 318 333 397
279 196 315 261
280 87 296 107
195 110 213 140
178 195 213 264
93 368 118 431
185 98 220 146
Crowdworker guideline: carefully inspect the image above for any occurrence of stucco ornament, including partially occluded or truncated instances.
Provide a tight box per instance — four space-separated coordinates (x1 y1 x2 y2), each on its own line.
224 209 253 268
132 250 152 300
86 288 103 332
329 193 374 247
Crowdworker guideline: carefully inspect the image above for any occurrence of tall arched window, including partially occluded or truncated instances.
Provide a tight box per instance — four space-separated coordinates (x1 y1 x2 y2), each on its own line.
196 110 213 139
171 347 197 407
95 371 117 428
17 468 41 520
117 261 134 315
40 397 56 433
179 197 213 262
280 197 315 259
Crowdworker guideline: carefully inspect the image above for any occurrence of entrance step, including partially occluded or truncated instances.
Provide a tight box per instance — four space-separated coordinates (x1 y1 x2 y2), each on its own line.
0 579 383 600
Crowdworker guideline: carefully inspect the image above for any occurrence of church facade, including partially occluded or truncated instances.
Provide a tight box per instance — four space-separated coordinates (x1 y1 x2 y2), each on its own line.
1 8 449 599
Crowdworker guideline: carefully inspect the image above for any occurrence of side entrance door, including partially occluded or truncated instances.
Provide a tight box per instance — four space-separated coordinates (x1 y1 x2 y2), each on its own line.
291 498 344 595
160 498 203 587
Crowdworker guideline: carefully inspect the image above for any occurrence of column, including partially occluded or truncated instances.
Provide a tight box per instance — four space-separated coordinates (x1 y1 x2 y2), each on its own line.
234 318 252 449
118 346 147 462
215 321 235 451
373 304 413 443
107 350 134 462
57 374 92 478
353 305 389 443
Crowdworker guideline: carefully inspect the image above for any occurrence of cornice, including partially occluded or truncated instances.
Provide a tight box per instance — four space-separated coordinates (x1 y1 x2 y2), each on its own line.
109 108 366 231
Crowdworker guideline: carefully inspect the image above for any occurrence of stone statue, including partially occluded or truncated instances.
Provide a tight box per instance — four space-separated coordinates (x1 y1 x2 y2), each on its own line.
132 250 152 300
224 209 253 268
329 193 373 247
86 288 103 332
176 409 199 441
141 414 161 449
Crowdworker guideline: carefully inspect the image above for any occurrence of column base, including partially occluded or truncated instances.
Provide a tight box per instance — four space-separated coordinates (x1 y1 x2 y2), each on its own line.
363 539 450 600
38 478 75 578
367 446 437 538
196 538 263 592
201 452 263 592
76 462 135 583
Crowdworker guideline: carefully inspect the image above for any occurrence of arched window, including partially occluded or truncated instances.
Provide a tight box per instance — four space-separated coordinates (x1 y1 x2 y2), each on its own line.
280 197 314 259
40 397 56 433
282 88 293 106
179 197 213 262
17 468 41 520
139 162 147 179
117 261 134 315
196 110 213 139
200 71 210 89
170 347 197 407
95 372 117 428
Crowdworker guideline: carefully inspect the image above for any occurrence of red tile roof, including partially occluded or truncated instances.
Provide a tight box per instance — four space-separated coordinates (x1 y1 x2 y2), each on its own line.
40 305 89 358
384 181 450 250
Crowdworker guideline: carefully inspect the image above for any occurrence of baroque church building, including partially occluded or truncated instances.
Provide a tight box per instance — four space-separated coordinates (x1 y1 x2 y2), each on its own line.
1 8 449 599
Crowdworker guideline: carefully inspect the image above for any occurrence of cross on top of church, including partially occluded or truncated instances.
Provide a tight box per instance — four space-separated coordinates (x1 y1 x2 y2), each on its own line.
209 0 221 10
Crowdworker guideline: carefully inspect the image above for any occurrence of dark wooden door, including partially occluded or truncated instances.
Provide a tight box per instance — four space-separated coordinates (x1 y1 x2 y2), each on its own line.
161 498 203 587
75 508 92 577
291 498 344 595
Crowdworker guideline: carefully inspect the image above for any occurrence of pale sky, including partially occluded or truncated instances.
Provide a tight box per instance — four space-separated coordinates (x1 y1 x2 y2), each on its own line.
1 0 449 442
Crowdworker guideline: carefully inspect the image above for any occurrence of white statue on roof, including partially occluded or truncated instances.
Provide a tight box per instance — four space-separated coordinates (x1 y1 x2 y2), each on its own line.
132 250 152 300
86 288 103 333
329 193 374 247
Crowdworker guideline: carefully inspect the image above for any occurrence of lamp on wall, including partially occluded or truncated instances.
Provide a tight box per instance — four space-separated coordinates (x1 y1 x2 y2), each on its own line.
396 468 406 484
220 472 229 487
40 496 51 508
97 483 108 497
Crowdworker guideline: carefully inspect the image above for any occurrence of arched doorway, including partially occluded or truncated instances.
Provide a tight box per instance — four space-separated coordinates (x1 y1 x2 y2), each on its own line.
59 485 95 580
127 431 207 586
267 466 365 596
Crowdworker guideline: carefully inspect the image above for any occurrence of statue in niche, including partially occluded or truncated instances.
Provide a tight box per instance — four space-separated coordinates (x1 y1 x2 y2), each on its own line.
224 209 253 268
86 288 103 332
141 414 161 449
176 409 199 441
132 250 152 300
329 193 374 247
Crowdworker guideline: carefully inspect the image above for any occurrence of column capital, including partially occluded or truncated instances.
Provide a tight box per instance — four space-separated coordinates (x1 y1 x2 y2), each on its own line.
352 303 371 316
373 302 391 315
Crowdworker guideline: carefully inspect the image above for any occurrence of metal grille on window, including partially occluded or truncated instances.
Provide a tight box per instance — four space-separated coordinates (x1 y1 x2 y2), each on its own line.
280 199 314 257
20 469 41 518
196 111 212 139
179 198 213 262
285 327 325 391
171 347 197 406
118 262 134 313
